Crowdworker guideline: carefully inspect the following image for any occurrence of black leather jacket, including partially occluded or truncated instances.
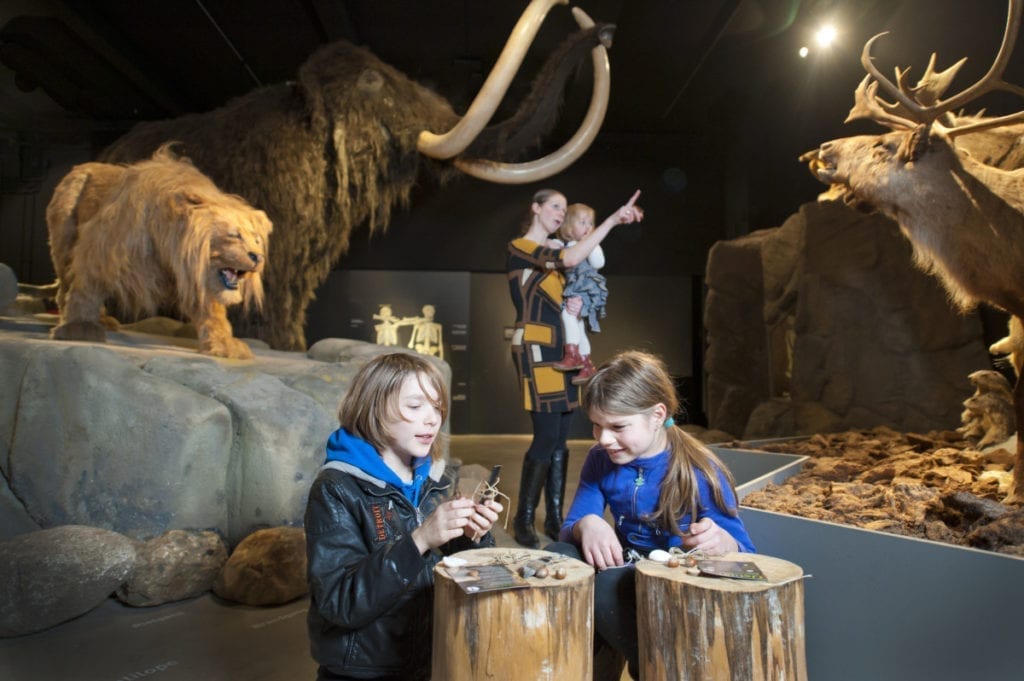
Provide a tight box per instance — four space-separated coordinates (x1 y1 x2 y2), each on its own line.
305 459 493 680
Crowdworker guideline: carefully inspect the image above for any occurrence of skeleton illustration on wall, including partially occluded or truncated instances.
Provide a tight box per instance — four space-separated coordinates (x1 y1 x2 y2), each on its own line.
801 0 1024 501
372 303 445 359
98 0 615 352
407 305 445 360
373 305 403 347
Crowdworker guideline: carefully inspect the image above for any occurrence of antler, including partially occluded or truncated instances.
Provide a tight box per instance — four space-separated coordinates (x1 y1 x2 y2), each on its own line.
851 0 1024 138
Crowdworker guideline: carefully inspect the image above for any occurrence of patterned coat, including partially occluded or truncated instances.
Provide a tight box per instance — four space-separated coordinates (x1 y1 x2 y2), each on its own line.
507 237 579 413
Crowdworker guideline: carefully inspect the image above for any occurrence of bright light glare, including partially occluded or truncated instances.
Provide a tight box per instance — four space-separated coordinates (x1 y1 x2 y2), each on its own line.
814 24 837 48
798 46 809 58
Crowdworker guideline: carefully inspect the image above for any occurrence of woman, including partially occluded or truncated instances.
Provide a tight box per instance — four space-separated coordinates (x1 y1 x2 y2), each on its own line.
506 187 643 547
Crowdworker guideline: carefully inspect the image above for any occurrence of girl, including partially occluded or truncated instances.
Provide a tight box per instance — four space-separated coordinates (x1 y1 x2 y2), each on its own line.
305 352 502 681
507 188 643 548
551 202 609 384
550 350 754 679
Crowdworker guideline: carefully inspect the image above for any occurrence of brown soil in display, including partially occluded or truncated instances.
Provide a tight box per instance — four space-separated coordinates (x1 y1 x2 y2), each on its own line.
737 426 1024 556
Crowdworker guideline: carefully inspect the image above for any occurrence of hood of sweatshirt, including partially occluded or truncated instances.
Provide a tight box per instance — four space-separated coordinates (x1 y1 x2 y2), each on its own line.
323 427 439 507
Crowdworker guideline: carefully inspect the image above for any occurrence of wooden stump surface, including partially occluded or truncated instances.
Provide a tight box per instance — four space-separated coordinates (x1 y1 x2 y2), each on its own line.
432 547 594 681
636 552 806 681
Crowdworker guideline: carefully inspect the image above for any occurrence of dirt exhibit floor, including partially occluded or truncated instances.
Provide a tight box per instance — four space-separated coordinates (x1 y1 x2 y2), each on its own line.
737 426 1024 556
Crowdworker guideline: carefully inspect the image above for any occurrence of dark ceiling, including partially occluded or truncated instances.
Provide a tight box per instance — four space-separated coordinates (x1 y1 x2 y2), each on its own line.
3 0 1024 272
0 0 908 142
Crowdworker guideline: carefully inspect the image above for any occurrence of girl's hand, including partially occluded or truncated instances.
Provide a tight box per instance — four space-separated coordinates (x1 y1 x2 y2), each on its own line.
564 296 583 317
412 497 480 554
614 189 644 225
682 517 739 556
575 514 624 570
463 499 503 542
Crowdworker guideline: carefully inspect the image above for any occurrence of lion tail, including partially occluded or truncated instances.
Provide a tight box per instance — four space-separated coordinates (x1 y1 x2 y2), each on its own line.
45 168 92 276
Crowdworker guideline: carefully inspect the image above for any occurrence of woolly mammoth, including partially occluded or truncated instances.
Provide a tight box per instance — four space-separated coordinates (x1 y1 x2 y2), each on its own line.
99 0 614 351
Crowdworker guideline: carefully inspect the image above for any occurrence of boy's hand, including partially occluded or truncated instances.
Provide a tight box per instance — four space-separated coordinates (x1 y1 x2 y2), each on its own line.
463 499 503 541
412 497 480 554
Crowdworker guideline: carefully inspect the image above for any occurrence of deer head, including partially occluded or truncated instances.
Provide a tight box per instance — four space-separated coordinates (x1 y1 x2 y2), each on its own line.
802 0 1024 211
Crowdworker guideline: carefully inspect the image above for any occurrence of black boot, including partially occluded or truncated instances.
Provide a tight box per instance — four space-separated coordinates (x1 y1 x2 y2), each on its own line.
543 448 569 541
513 458 549 548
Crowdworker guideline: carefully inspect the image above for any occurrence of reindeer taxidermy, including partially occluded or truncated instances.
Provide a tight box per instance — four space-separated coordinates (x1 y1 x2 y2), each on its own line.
801 0 1024 501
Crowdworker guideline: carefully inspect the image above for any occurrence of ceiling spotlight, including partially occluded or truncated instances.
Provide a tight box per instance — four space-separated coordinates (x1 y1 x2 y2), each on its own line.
814 24 837 48
799 46 809 58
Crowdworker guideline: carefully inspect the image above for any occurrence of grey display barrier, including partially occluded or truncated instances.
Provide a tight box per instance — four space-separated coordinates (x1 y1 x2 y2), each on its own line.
718 445 1024 681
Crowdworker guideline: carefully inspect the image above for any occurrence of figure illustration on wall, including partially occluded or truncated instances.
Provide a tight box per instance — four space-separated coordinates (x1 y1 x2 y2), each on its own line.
373 303 445 358
99 0 616 352
373 304 403 346
407 305 445 360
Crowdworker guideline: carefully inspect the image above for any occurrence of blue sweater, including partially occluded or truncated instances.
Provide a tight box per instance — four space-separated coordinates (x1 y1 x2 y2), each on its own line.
560 445 755 553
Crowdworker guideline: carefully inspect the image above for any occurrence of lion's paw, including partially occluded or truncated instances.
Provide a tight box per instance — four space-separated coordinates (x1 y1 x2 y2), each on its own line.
201 336 254 360
51 321 108 343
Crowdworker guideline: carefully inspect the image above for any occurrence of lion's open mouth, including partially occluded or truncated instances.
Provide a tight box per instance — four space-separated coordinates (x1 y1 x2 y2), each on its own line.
219 269 243 290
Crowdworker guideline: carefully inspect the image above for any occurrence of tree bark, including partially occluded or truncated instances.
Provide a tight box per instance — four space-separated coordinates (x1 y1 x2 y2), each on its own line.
432 547 594 681
636 552 806 681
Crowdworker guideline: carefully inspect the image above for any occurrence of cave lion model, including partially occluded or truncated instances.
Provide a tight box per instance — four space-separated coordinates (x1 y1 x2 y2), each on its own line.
45 144 272 360
801 0 1024 500
100 0 615 351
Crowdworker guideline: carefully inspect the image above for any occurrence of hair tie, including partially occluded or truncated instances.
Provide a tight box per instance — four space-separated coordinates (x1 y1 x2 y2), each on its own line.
664 417 675 429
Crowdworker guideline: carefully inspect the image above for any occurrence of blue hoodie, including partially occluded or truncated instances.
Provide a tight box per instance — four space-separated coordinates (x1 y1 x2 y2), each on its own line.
324 427 433 508
561 445 756 553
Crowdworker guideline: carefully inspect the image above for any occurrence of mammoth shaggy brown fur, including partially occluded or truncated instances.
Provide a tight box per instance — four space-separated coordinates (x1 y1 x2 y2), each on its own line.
45 144 272 359
99 25 610 351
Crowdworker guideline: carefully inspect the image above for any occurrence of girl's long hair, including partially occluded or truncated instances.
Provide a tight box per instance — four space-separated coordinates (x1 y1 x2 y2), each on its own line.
337 352 449 461
582 350 740 537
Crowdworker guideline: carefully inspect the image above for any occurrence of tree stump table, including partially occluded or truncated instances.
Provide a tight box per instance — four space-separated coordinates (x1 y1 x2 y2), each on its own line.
432 547 594 681
635 552 806 680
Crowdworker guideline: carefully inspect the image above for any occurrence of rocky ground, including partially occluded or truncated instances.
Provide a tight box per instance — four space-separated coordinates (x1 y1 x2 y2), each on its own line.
737 426 1024 557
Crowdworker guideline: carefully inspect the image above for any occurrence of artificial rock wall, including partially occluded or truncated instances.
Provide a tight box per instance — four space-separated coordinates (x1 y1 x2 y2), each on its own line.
0 310 449 547
705 200 994 439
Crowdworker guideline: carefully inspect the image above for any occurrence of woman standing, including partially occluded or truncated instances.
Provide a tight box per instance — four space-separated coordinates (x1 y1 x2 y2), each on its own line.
507 187 643 547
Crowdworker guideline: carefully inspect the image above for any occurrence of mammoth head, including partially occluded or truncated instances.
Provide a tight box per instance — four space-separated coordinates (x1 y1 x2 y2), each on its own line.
297 0 611 185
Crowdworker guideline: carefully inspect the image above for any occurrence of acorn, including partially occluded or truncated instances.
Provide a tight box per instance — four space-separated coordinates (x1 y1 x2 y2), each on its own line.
554 567 568 580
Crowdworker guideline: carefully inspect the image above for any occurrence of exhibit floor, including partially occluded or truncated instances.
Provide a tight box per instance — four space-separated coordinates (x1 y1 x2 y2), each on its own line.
0 435 625 681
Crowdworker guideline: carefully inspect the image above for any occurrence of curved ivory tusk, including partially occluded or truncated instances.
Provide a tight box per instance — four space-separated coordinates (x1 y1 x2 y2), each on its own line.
417 0 568 160
454 8 611 184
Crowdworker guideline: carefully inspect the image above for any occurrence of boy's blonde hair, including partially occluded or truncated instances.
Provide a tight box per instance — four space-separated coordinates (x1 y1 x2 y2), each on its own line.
337 352 449 461
582 350 739 537
558 203 595 242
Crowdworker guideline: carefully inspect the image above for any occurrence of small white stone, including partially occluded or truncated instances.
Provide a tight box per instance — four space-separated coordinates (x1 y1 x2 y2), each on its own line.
442 556 468 568
648 549 671 563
